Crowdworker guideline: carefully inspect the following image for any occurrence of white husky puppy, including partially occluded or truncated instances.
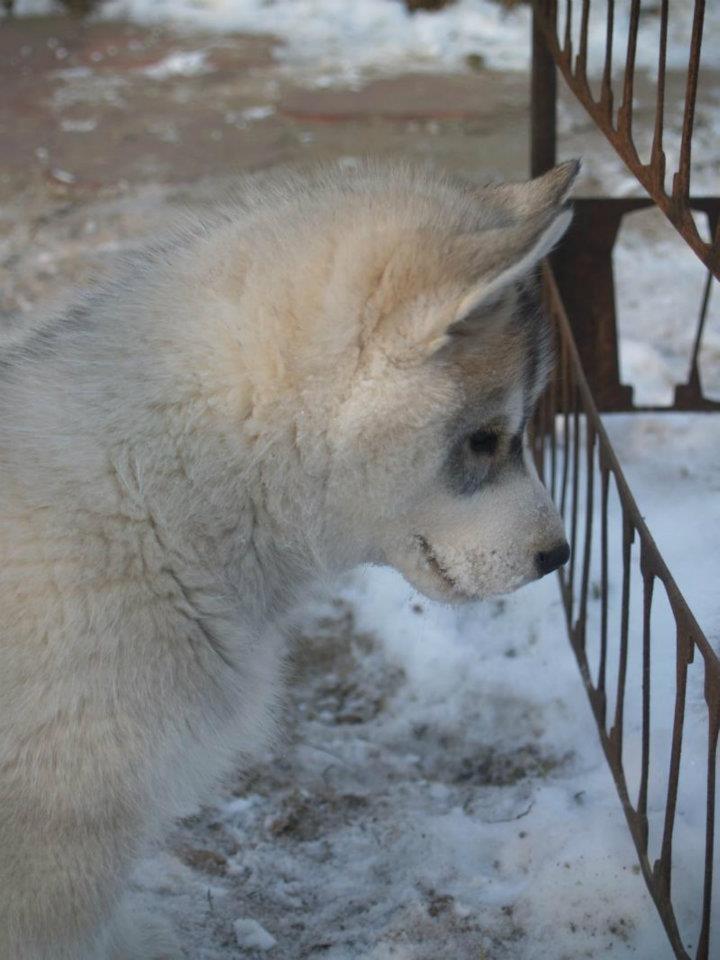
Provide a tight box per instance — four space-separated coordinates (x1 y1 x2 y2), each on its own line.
0 160 576 959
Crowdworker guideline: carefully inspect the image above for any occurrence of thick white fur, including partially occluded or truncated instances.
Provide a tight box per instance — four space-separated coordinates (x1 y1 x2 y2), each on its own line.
0 161 575 958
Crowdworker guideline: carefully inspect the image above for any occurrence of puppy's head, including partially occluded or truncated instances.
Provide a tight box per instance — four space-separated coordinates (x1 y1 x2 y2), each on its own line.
312 161 578 601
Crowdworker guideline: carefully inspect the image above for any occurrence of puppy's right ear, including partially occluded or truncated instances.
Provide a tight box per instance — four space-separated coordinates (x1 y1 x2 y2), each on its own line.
447 162 580 328
486 160 580 221
398 162 579 358
452 202 573 325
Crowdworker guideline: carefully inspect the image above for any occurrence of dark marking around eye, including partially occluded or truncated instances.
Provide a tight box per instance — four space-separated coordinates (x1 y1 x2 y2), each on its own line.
509 433 524 460
467 430 499 456
518 278 554 419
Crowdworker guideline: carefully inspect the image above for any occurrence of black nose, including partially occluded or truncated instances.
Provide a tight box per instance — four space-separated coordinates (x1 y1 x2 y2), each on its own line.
535 541 570 578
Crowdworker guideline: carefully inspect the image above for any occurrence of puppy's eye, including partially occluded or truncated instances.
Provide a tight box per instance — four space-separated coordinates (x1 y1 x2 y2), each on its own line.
467 430 499 456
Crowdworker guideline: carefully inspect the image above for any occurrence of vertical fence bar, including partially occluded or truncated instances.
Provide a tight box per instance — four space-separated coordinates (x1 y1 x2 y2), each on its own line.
576 0 590 83
567 389 581 613
696 669 719 960
616 0 640 147
656 626 692 904
674 0 706 204
560 339 572 519
563 0 572 58
609 516 634 765
531 0 557 177
636 565 655 852
550 369 559 499
600 0 615 116
650 0 669 193
687 270 714 391
597 463 610 726
575 419 596 652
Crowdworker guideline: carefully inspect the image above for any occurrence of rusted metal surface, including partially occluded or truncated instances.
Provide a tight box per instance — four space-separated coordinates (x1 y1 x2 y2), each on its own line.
530 0 720 413
530 4 558 179
531 264 720 960
553 197 720 412
532 0 719 282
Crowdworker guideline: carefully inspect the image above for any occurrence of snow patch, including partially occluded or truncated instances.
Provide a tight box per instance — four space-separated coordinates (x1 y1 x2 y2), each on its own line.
141 50 210 79
60 117 98 132
233 918 277 951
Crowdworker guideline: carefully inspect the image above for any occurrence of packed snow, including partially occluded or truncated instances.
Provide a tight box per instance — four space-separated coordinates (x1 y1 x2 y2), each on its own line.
2 1 719 958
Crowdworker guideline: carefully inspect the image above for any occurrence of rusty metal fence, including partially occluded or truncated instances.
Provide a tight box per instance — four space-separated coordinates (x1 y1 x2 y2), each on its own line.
529 1 719 957
531 267 719 959
531 0 719 413
532 0 719 280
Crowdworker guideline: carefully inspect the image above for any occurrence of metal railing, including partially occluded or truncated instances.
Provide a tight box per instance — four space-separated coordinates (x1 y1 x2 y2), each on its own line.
532 0 718 281
529 2 719 953
531 264 719 960
531 0 719 414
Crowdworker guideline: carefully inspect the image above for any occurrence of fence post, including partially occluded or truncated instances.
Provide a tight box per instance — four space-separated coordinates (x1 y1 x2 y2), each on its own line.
531 1 557 177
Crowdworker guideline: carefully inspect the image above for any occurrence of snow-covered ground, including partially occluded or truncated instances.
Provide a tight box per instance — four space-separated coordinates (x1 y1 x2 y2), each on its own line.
8 0 720 81
2 2 719 958
134 570 679 959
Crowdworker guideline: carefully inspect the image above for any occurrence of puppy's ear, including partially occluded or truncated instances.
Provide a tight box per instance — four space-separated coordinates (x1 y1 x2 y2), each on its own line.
396 162 579 359
453 200 573 323
486 159 580 220
446 162 579 331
